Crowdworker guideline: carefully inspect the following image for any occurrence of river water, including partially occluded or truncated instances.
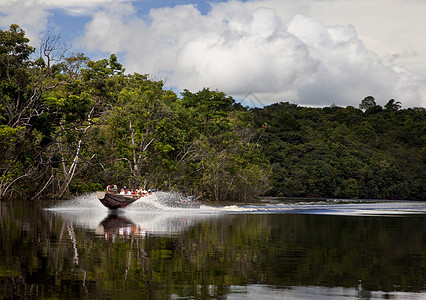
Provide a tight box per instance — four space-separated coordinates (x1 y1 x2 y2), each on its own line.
0 193 425 299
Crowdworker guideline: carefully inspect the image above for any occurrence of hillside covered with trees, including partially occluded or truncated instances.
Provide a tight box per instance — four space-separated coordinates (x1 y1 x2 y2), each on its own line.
252 101 425 200
1 25 425 201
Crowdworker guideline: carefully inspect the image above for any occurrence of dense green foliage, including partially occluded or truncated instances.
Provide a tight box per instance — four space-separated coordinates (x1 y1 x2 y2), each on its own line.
252 101 425 200
0 25 424 201
0 25 269 201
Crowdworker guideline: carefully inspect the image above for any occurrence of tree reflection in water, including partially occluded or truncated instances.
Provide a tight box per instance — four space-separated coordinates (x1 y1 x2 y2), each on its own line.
0 199 425 299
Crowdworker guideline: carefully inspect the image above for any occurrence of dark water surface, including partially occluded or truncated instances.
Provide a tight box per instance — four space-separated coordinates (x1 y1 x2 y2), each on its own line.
1 194 425 299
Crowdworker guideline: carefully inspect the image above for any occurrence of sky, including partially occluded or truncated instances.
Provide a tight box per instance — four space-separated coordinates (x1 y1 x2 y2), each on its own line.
1 0 425 108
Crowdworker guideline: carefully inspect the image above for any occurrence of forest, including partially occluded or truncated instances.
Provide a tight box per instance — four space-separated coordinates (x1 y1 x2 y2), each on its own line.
1 25 425 201
253 100 425 200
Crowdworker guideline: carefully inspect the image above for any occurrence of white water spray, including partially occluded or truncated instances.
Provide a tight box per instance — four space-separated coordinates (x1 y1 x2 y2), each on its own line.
46 193 426 238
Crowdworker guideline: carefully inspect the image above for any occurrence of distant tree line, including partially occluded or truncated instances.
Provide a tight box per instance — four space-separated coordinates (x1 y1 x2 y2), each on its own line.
252 99 425 200
1 25 424 201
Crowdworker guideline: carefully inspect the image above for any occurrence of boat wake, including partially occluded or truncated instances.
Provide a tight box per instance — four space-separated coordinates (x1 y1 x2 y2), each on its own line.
46 193 426 239
219 198 426 217
47 192 426 216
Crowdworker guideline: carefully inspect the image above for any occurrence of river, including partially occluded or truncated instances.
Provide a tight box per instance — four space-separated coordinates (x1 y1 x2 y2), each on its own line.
1 193 425 299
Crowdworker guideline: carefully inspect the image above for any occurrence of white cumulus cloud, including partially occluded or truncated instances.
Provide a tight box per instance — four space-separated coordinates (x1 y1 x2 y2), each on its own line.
0 0 127 42
1 0 425 107
77 1 425 107
0 1 49 43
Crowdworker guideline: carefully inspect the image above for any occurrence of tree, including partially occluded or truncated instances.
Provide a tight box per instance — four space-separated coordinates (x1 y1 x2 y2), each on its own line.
101 74 178 187
384 99 401 111
178 89 270 201
1 26 105 199
0 25 37 198
359 96 376 111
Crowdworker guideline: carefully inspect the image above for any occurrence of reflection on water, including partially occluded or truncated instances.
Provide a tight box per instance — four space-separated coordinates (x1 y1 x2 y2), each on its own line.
93 212 218 241
0 194 425 299
95 213 139 240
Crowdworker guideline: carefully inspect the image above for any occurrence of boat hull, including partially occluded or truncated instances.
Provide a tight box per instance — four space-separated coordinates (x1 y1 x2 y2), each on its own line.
96 191 138 209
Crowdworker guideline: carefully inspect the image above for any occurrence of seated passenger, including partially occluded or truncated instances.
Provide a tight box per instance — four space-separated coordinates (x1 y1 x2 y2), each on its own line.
120 186 132 195
131 189 138 198
107 184 118 193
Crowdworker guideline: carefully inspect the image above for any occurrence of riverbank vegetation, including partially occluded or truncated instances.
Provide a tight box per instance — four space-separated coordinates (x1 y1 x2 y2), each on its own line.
1 25 425 201
0 25 269 201
253 101 425 200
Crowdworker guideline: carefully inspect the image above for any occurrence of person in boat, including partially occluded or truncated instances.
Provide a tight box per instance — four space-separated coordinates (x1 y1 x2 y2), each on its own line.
179 191 188 202
107 184 118 193
120 186 132 196
130 189 139 198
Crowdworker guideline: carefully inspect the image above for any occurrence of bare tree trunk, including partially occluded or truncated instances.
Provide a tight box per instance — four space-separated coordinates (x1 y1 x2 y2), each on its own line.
0 171 32 199
128 120 154 183
58 139 82 198
56 110 93 198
